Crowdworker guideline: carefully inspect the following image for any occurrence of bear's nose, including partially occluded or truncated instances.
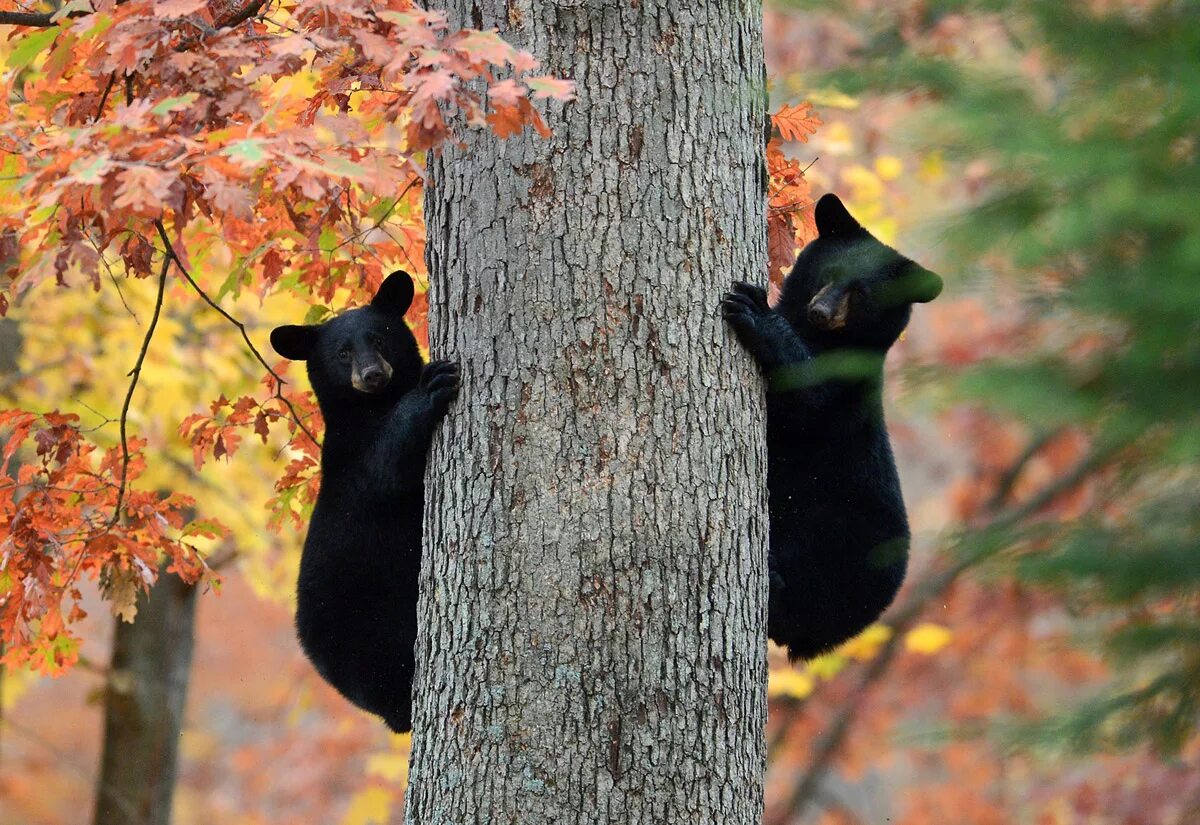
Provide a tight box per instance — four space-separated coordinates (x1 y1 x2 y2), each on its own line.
808 303 833 328
360 366 388 392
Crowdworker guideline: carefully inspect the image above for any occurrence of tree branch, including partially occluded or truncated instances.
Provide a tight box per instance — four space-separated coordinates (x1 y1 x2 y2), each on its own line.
110 252 169 526
214 0 267 30
152 219 320 449
0 10 59 28
94 71 117 122
984 427 1066 514
2 1 267 29
771 443 1119 823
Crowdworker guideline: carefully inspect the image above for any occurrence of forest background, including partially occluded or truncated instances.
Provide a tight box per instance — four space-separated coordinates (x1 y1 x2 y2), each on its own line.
1 0 1197 823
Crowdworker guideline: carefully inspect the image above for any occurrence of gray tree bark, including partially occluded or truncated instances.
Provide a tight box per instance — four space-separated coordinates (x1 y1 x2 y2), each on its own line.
409 2 770 823
92 570 197 825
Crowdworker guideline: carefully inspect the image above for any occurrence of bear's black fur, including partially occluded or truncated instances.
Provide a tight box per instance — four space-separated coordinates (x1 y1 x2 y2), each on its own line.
270 271 458 732
721 194 942 660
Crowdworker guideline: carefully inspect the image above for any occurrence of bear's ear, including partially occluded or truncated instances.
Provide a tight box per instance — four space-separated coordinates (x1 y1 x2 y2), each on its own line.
270 325 319 361
372 270 415 317
815 193 864 238
879 261 944 306
902 262 943 303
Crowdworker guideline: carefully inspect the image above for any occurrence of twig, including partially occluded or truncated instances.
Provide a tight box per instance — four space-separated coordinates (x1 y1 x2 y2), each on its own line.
173 0 269 51
110 252 169 526
94 72 117 122
152 219 319 448
215 0 268 30
984 427 1066 514
330 178 418 254
772 443 1119 823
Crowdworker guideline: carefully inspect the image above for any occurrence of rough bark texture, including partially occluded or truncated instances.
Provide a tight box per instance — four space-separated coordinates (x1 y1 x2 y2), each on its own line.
409 2 769 822
93 571 197 825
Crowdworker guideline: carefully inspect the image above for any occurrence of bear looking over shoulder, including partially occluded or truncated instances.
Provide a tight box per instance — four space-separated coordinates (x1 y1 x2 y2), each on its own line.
270 271 458 732
721 194 942 660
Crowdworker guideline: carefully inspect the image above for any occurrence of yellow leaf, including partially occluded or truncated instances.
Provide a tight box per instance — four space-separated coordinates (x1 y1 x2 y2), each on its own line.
806 653 848 679
819 120 855 156
768 667 815 700
366 752 409 783
906 622 953 655
919 151 946 183
342 787 394 825
805 88 860 110
874 155 903 181
839 623 893 661
841 164 885 204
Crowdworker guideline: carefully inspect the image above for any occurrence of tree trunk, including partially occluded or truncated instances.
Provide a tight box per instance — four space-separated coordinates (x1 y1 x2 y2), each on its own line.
93 570 197 825
409 2 770 822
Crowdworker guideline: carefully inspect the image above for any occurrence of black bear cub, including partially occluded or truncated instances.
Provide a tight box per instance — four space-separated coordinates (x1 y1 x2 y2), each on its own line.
270 271 458 732
722 194 942 660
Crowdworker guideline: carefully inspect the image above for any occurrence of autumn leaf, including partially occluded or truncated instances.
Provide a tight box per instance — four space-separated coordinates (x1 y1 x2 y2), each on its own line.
768 668 815 700
526 75 576 102
773 101 822 144
906 622 953 655
457 30 515 66
114 166 176 213
154 0 209 18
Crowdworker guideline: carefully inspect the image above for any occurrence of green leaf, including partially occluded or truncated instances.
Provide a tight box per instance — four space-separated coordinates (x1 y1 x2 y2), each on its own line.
7 29 60 71
222 139 269 167
322 156 370 180
152 93 199 116
70 155 111 185
318 226 338 255
303 305 332 325
182 519 226 539
216 242 271 301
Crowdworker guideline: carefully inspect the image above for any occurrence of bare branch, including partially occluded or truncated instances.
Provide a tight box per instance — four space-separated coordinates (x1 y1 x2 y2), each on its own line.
152 219 320 449
94 72 117 122
111 252 169 526
0 10 60 28
1 1 267 30
984 427 1066 514
214 0 268 30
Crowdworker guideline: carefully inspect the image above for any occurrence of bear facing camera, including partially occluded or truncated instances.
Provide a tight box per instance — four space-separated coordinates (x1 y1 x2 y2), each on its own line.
271 271 459 732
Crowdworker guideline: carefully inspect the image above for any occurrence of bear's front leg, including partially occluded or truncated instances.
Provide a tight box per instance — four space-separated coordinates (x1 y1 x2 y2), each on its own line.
418 359 461 423
721 282 811 373
367 361 460 493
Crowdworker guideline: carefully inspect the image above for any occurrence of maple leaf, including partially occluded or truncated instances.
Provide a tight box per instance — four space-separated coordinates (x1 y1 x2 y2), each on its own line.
773 101 822 144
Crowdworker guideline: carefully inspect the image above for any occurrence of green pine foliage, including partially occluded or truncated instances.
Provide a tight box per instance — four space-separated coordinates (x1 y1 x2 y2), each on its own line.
805 0 1200 754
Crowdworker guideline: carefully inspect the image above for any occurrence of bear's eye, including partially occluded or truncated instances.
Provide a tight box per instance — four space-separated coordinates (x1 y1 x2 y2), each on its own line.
849 282 869 301
367 333 384 349
338 346 352 363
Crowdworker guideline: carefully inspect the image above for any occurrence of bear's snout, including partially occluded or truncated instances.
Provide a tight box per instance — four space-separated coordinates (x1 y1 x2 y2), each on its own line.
351 356 394 393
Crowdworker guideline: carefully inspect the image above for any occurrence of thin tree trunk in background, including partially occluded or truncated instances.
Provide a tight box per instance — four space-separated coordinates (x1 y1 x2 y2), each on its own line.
93 570 197 825
409 2 770 821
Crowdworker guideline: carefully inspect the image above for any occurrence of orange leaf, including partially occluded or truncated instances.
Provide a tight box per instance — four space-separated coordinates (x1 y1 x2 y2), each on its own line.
773 102 822 144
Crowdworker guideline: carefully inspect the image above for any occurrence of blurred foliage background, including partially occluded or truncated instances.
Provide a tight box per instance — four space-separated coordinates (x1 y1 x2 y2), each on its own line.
3 1 1198 823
